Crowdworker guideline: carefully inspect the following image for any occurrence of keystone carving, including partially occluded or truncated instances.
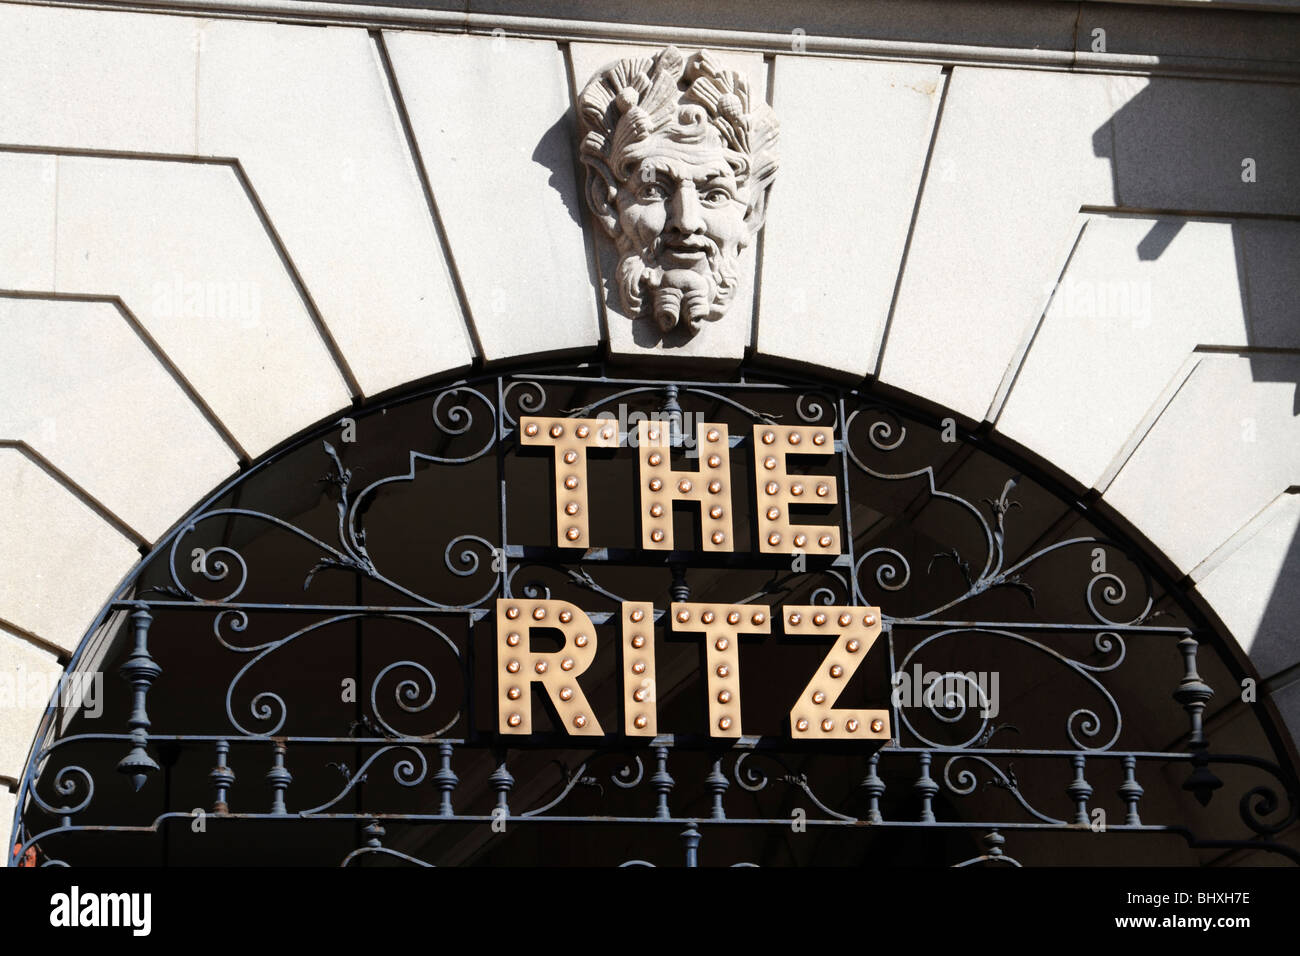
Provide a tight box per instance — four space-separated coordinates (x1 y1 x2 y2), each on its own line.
577 46 779 337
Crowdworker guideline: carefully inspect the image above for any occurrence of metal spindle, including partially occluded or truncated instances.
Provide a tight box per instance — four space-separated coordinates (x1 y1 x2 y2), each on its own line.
670 564 690 602
861 752 885 823
681 823 701 867
116 606 162 791
1118 755 1143 825
706 756 729 820
662 383 683 448
364 818 384 849
433 740 458 817
651 744 674 819
266 741 291 815
210 739 235 814
1174 636 1222 806
1067 754 1092 825
489 750 514 816
1174 636 1214 748
983 830 1007 861
914 752 938 822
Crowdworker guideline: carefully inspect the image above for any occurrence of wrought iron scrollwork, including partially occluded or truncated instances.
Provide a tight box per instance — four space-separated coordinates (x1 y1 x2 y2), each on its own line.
518 753 648 817
732 752 856 823
844 410 1156 626
219 613 460 738
895 628 1123 751
11 368 1298 868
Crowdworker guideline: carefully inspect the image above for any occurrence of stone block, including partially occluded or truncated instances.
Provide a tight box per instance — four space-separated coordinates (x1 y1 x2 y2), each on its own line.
0 4 199 154
0 630 62 782
199 19 474 395
879 67 1122 419
385 31 600 363
1104 353 1300 574
756 56 941 376
1195 493 1300 681
0 153 56 291
0 450 139 654
52 156 352 458
996 214 1278 489
0 297 238 542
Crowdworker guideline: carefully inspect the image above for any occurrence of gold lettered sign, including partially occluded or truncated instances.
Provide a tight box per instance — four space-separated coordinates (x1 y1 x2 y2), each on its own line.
498 417 890 741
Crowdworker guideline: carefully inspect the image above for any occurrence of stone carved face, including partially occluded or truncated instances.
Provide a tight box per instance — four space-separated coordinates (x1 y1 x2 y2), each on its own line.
577 47 779 336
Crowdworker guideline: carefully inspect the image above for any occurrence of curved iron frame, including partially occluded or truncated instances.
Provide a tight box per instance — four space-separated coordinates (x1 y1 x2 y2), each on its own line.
8 364 1299 867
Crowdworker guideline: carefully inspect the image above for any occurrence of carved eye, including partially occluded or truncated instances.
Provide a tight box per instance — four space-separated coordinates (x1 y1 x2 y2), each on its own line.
701 188 732 207
638 182 667 202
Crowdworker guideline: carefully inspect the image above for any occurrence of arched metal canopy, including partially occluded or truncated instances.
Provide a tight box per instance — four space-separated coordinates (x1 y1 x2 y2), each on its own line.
11 365 1299 866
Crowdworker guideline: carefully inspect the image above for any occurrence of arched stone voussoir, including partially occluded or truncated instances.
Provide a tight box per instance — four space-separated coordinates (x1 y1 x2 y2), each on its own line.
1193 492 1300 685
0 3 476 399
879 65 1300 425
565 41 770 363
755 55 942 379
1104 352 1300 578
0 787 16 838
0 295 240 545
15 153 355 460
0 449 141 657
0 624 64 783
384 30 601 365
994 214 1300 493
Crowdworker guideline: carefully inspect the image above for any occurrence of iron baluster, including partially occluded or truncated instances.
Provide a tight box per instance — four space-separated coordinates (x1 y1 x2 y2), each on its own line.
681 822 701 867
1174 636 1214 748
266 741 291 815
116 605 162 791
210 739 234 815
1068 754 1092 825
489 750 514 816
651 744 674 819
954 830 1022 867
670 564 690 603
662 383 683 448
1174 635 1223 805
861 752 885 823
433 740 458 817
1119 754 1143 825
984 830 1007 860
914 752 938 822
706 756 729 820
1183 750 1225 807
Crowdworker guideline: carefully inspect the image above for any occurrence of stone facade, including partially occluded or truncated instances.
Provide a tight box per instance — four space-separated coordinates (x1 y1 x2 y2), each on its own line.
1 0 1298 826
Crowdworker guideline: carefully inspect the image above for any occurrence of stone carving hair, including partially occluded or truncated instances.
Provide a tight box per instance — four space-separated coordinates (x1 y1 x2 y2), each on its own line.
577 46 779 335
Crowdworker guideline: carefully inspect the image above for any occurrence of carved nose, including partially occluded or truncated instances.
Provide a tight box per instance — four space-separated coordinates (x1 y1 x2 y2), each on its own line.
669 186 705 235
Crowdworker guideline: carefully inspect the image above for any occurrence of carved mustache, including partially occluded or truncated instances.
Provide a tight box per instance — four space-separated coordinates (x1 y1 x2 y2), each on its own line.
652 233 719 259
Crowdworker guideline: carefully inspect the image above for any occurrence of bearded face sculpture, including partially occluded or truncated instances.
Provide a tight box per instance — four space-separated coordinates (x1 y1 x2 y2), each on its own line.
577 47 779 336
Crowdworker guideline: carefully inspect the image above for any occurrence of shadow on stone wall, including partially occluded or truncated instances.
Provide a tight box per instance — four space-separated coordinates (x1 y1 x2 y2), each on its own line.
1092 79 1300 693
1090 76 1300 397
